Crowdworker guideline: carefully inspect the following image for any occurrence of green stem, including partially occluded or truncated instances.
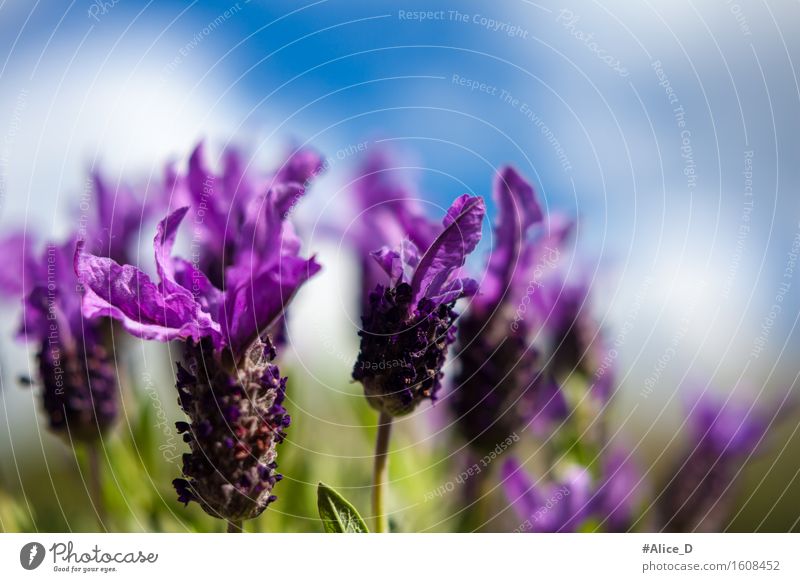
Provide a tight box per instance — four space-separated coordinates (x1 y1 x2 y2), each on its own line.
87 444 106 530
227 519 243 533
372 411 393 533
458 456 490 532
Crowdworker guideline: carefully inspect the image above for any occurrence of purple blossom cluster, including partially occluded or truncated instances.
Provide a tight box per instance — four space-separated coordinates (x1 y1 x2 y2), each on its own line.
0 140 783 533
75 145 321 524
0 171 151 442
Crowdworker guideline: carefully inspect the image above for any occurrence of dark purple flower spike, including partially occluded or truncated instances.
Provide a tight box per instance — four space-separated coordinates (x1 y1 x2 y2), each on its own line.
351 192 484 534
76 200 320 528
172 338 289 522
451 167 570 453
0 236 118 444
353 194 485 417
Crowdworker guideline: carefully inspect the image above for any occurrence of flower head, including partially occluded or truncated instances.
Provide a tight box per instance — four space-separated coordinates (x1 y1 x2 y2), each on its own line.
16 238 117 442
353 194 485 416
451 167 571 451
76 205 319 360
172 338 289 521
76 176 320 521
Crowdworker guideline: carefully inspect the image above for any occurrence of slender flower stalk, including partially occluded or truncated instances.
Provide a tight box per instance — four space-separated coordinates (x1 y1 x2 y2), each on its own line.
372 411 393 533
75 147 321 529
86 444 106 528
352 193 485 530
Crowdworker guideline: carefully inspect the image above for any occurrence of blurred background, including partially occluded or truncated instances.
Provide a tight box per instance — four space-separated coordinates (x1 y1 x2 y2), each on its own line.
0 0 798 532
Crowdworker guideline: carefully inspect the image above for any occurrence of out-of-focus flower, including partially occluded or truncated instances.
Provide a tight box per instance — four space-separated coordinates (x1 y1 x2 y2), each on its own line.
88 170 156 265
353 194 485 417
344 150 439 301
536 276 613 400
0 232 37 298
76 199 320 523
656 391 768 532
503 450 641 532
15 238 117 442
450 167 571 452
173 143 323 289
0 165 162 440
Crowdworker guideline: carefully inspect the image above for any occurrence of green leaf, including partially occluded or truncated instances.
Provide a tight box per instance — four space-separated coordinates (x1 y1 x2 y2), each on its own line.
317 482 369 533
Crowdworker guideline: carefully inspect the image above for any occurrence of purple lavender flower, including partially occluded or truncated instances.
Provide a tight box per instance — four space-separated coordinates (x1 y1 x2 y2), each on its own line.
451 167 571 452
656 392 768 532
76 201 320 524
503 450 641 532
15 238 117 442
0 167 159 441
353 194 485 417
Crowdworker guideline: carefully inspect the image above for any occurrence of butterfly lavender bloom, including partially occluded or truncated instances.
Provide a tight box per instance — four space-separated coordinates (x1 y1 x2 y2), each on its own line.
657 392 768 532
353 194 485 417
503 450 641 532
5 237 118 442
75 204 320 524
450 167 571 452
0 167 162 441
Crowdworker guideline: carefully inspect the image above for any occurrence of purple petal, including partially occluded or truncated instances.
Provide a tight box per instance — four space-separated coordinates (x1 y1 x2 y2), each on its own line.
352 151 439 253
270 182 307 221
18 239 83 342
529 376 569 435
688 391 767 455
75 242 222 344
482 167 543 307
91 170 150 264
275 147 324 186
0 231 37 298
428 277 479 304
370 239 420 284
594 449 641 532
188 142 229 242
154 207 190 293
221 255 321 357
411 195 485 304
502 458 543 524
